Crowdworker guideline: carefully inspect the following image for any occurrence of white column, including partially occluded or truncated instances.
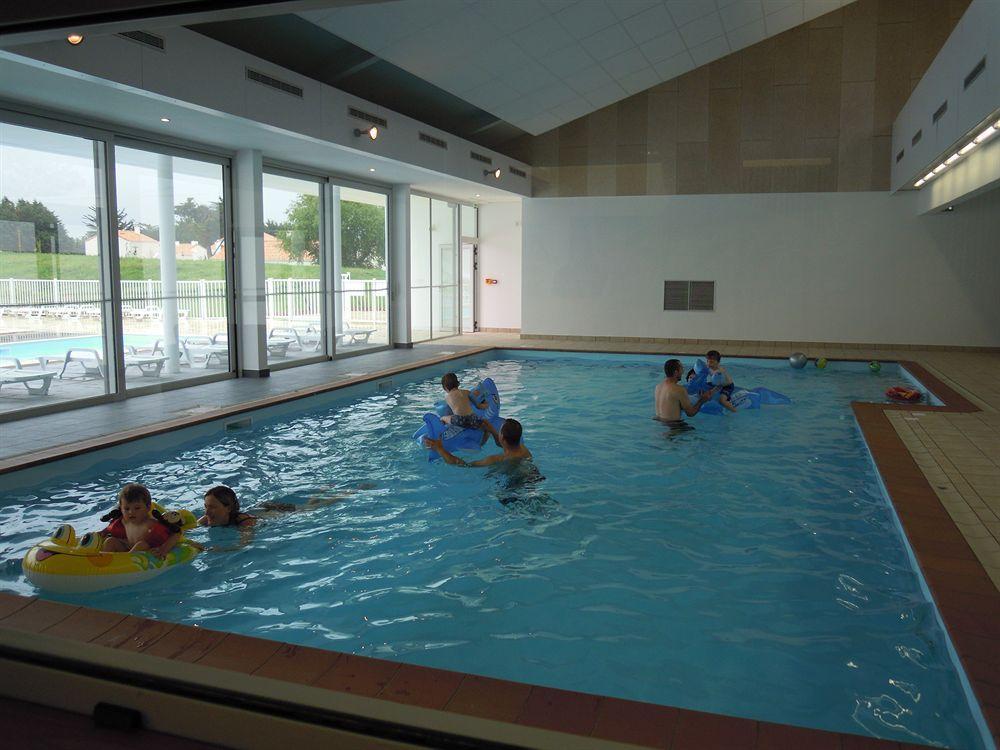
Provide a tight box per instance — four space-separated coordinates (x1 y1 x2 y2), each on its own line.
233 149 268 375
157 154 181 374
330 185 343 336
390 184 411 346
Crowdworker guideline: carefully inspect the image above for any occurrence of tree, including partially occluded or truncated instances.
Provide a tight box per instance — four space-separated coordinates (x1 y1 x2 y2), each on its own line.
340 200 385 269
0 196 77 253
174 196 223 248
84 206 133 233
272 195 385 268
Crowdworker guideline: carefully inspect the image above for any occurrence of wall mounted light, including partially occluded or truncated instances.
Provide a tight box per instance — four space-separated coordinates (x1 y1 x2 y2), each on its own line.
66 33 84 45
160 117 170 123
914 116 1000 187
368 167 376 172
484 167 501 180
354 125 378 140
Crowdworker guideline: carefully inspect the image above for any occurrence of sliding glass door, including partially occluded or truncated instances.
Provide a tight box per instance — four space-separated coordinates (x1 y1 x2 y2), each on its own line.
409 194 458 342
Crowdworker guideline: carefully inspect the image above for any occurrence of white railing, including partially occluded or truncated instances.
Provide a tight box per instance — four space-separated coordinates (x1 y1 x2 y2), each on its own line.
0 277 387 327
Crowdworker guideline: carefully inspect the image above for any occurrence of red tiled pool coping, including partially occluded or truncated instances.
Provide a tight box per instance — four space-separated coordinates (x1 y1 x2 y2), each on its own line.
0 350 995 748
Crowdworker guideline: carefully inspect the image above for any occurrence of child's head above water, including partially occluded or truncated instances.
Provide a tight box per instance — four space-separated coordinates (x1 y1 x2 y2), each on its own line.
686 369 695 382
500 418 523 447
706 350 722 368
441 372 459 392
203 485 240 527
101 482 152 523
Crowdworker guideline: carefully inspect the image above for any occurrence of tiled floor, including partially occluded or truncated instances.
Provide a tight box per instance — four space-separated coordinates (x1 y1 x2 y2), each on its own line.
2 332 999 749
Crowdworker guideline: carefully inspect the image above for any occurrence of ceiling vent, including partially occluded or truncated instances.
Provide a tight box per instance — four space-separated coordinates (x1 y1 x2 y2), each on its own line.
349 107 387 129
911 129 922 146
664 281 715 312
895 149 904 163
117 30 165 50
247 68 303 98
509 166 527 178
964 57 985 90
932 100 948 124
419 132 447 149
470 151 492 165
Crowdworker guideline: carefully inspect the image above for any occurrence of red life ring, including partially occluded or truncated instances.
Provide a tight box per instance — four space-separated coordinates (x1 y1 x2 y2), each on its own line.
886 386 921 402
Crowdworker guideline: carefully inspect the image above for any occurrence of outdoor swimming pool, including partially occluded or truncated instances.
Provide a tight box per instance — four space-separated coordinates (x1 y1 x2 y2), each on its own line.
0 334 159 360
0 351 988 748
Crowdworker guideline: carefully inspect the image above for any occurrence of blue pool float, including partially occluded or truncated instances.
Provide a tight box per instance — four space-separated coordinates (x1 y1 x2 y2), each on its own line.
413 378 504 461
685 359 791 416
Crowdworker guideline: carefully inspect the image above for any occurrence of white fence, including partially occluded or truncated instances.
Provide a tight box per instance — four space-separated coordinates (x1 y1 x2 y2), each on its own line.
0 277 387 326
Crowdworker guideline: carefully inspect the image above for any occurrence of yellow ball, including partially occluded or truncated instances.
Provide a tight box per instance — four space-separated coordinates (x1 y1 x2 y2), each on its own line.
816 358 828 369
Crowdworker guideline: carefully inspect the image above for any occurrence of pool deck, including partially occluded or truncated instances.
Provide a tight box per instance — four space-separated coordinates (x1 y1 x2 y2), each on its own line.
1 332 998 749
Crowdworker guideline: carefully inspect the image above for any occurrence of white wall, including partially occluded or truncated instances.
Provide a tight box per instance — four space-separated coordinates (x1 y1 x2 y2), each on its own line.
522 190 1000 347
478 202 522 331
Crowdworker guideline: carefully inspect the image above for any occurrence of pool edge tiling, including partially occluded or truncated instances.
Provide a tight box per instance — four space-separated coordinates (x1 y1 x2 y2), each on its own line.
0 344 997 750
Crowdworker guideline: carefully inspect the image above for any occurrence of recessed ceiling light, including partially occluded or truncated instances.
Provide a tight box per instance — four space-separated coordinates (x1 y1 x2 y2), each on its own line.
66 33 84 45
475 194 480 198
923 172 935 181
959 141 977 155
368 167 375 172
932 162 947 173
974 125 996 143
160 117 170 123
914 178 925 187
945 152 960 164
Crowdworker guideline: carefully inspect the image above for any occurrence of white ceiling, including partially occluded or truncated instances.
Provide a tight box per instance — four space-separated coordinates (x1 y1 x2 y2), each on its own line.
0 53 520 205
301 0 857 135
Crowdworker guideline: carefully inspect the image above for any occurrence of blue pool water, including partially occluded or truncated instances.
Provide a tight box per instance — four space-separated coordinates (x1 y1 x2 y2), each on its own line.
0 352 986 748
0 335 159 359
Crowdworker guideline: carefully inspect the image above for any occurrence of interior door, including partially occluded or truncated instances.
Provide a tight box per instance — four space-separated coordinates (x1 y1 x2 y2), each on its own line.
460 239 477 333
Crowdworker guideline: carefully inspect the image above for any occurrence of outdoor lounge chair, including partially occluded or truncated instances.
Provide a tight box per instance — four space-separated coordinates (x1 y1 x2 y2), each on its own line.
336 327 377 346
217 332 290 358
0 357 57 395
182 337 229 369
268 327 322 353
58 348 170 379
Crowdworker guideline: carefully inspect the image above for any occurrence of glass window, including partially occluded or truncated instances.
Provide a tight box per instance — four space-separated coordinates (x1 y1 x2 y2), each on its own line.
460 203 477 238
431 199 458 338
114 146 231 388
262 172 324 365
333 186 388 353
0 121 112 417
409 195 431 343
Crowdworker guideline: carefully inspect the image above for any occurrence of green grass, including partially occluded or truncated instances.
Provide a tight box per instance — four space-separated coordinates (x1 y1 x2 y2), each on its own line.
0 252 385 281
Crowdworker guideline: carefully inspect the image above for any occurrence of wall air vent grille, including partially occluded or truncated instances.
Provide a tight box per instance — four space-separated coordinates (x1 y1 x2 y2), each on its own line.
896 149 904 163
247 68 303 98
117 30 165 50
911 129 922 146
419 132 448 149
349 107 387 128
509 166 527 178
932 100 948 124
470 151 493 165
664 281 715 311
964 57 985 90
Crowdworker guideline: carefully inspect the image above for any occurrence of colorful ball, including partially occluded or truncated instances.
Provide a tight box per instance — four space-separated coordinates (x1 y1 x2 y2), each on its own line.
816 357 828 369
869 361 881 373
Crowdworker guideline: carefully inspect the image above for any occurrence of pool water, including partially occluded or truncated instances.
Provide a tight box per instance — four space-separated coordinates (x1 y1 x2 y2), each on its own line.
0 335 158 360
0 352 987 748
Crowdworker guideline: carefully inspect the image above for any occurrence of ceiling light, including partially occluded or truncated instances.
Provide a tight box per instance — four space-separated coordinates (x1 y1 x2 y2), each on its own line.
914 178 925 187
923 171 935 181
474 194 480 198
945 152 960 164
974 125 996 143
959 141 977 155
484 167 501 180
160 117 170 123
354 125 378 140
368 167 375 172
933 162 947 173
66 33 84 45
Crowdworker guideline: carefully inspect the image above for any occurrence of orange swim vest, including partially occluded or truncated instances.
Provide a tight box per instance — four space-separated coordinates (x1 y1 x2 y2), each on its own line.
885 386 921 402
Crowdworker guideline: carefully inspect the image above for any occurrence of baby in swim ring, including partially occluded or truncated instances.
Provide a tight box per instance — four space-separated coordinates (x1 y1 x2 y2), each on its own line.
98 483 181 558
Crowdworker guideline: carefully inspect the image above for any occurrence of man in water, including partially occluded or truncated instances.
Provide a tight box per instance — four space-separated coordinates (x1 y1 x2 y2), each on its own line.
424 418 531 467
655 359 716 425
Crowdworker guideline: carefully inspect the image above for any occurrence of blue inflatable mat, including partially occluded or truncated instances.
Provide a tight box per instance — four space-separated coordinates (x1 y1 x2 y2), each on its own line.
685 359 791 416
413 378 503 461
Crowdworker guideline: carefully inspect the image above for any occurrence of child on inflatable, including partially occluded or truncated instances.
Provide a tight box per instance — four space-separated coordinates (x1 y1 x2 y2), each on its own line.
99 483 182 558
441 372 501 447
706 350 737 413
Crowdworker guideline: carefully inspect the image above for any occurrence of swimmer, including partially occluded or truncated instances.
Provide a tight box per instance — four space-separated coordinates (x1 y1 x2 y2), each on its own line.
199 483 375 528
440 372 501 447
98 483 181 559
655 359 716 424
706 350 737 413
424 418 531 467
